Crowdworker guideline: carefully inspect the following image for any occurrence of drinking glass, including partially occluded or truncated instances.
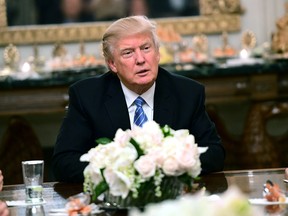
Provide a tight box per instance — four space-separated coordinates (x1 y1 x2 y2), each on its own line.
22 160 44 203
25 205 45 216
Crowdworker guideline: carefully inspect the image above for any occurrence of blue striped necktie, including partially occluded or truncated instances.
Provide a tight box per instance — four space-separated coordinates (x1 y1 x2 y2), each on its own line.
134 96 148 127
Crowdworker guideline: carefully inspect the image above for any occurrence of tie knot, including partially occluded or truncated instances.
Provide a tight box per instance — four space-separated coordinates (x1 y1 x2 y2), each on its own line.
134 97 145 107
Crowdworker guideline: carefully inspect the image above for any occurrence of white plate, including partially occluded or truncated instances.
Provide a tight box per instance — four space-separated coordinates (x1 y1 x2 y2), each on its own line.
6 200 46 206
249 198 288 205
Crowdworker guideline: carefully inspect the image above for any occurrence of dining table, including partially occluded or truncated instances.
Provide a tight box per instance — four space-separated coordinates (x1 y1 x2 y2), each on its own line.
1 168 288 216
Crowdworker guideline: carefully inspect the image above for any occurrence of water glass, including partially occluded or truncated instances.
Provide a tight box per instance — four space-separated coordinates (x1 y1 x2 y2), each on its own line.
22 160 44 204
25 205 45 216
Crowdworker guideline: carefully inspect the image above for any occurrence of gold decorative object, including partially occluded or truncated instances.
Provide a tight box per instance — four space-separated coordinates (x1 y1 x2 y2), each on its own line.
218 0 243 14
271 3 288 53
213 31 237 58
192 34 208 53
200 0 243 15
0 43 19 77
0 0 7 27
79 41 85 56
27 44 45 72
191 34 209 63
157 26 182 43
222 31 229 49
52 43 67 58
0 0 242 45
3 43 20 67
241 30 256 49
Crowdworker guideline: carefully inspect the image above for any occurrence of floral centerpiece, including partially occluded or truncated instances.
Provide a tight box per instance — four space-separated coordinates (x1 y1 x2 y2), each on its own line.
80 121 207 207
128 186 264 216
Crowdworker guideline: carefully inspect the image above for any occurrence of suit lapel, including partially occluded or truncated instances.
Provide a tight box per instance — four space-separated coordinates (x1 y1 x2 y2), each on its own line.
104 75 131 131
103 69 176 130
153 69 176 127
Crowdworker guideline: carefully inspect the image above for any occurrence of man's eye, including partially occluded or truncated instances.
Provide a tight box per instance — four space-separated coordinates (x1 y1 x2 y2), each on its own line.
143 45 151 52
122 50 133 57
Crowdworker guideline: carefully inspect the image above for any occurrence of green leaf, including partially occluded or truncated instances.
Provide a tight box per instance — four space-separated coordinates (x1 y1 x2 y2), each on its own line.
178 173 193 191
92 168 109 201
162 125 172 137
96 137 112 145
130 138 144 158
93 181 109 201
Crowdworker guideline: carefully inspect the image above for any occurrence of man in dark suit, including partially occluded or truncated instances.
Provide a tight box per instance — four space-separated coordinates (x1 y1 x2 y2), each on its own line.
52 15 225 183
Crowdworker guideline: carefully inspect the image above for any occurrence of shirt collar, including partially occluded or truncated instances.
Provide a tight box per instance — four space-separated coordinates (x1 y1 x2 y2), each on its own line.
121 82 155 109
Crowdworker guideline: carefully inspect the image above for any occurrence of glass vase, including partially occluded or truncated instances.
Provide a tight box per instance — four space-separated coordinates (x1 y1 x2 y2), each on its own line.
104 177 183 208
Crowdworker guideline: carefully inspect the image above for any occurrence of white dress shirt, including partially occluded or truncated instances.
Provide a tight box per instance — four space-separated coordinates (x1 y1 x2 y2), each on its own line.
120 82 155 129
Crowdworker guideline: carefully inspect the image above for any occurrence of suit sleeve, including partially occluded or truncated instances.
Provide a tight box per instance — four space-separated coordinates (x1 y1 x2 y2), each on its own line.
190 85 225 174
52 85 94 183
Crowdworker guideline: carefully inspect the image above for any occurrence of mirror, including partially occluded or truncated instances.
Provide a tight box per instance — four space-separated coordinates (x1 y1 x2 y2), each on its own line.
6 0 201 25
0 0 242 45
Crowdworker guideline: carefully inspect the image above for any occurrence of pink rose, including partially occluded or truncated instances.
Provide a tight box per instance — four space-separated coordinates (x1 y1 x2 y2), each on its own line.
134 155 156 178
176 144 198 170
147 149 165 167
162 157 184 176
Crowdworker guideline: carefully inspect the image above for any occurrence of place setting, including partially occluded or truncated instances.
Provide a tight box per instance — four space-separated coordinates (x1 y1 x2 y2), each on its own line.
6 160 46 207
248 179 288 205
45 121 288 216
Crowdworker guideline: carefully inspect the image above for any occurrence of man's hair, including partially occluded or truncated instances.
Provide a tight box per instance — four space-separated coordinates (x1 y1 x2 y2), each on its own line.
102 15 159 62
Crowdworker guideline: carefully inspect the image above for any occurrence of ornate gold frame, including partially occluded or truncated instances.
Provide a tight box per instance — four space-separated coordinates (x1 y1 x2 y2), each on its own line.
0 0 242 45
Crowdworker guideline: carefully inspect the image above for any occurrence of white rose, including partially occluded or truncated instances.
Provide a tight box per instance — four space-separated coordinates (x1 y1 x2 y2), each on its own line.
104 168 132 198
185 134 196 145
162 156 184 176
173 129 190 139
142 121 162 134
161 136 180 155
134 155 156 179
114 128 131 147
132 121 164 151
113 143 138 168
187 158 202 178
83 164 103 186
80 147 99 162
176 143 198 170
93 142 119 168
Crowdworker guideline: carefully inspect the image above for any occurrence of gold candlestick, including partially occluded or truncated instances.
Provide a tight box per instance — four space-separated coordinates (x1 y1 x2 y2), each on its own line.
0 43 20 77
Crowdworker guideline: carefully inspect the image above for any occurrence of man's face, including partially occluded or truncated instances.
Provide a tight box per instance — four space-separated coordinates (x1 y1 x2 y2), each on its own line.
107 32 160 94
61 0 83 19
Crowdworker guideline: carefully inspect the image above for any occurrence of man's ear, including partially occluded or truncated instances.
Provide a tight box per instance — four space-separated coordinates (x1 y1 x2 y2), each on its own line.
156 50 161 63
107 59 117 73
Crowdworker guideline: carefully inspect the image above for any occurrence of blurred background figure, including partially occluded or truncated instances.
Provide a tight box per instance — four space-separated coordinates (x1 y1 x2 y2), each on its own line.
59 0 94 23
147 0 199 18
8 0 199 25
0 202 8 216
0 116 44 185
169 0 199 16
6 0 38 26
88 0 127 21
35 0 58 24
36 0 94 24
127 0 150 16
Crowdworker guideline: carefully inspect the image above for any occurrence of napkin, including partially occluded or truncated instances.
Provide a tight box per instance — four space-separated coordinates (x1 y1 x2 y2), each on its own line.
49 203 102 216
6 200 46 206
249 197 288 205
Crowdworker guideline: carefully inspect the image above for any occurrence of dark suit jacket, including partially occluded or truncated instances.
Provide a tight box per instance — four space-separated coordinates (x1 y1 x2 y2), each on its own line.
52 67 225 182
